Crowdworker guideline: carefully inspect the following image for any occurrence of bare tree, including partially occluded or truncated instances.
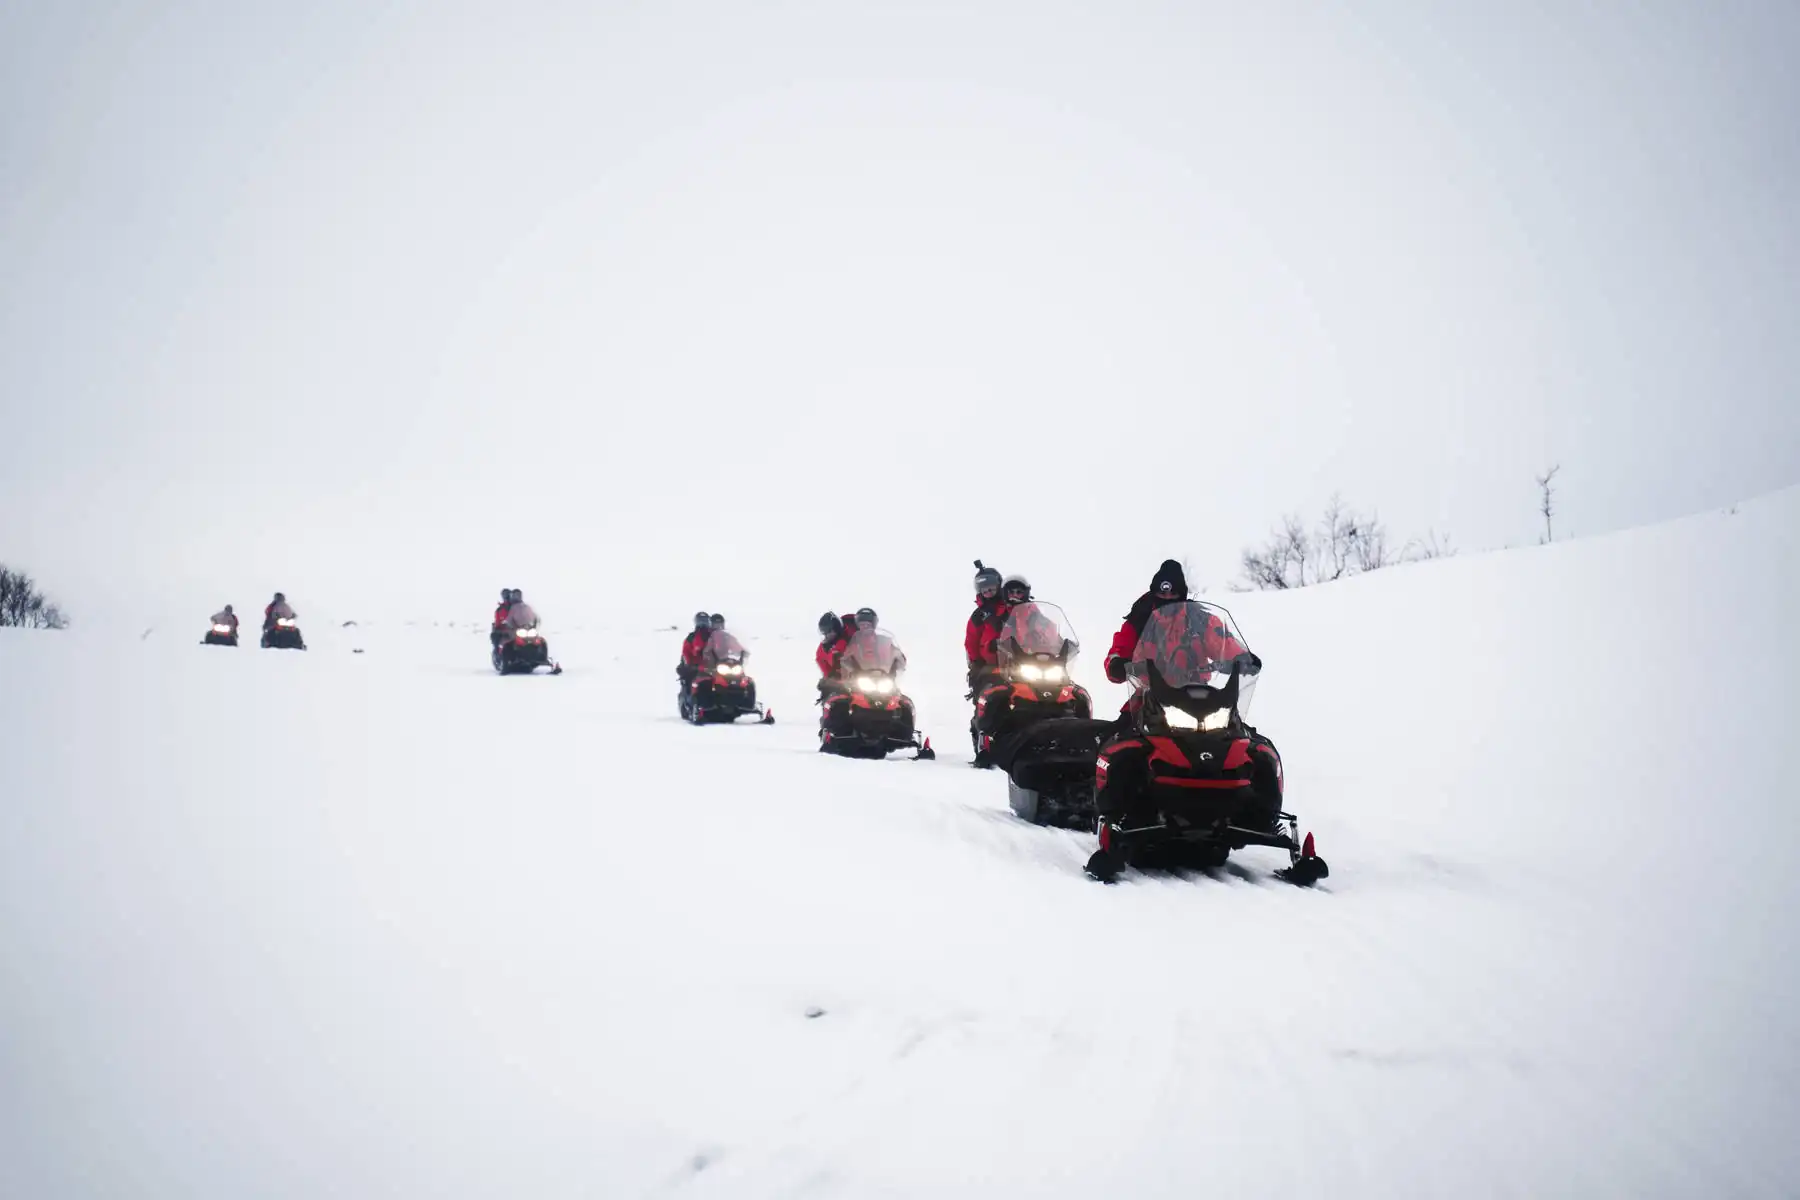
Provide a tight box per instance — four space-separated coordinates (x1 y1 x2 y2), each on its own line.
1237 496 1400 590
1402 529 1456 562
0 565 70 629
1536 464 1561 543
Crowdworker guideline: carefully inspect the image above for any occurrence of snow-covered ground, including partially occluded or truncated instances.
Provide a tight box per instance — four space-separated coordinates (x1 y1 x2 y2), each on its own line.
3 492 1797 1198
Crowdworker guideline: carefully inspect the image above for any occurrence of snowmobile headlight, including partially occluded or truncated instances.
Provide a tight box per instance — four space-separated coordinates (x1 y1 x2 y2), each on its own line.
717 663 741 676
276 617 296 627
856 675 876 692
212 624 232 634
1200 707 1231 732
1018 663 1043 681
1041 664 1065 682
878 678 895 695
1163 706 1201 731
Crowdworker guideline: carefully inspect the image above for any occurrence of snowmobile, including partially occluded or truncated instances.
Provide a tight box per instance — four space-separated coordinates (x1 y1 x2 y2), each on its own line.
681 632 773 724
819 627 934 760
202 622 238 647
1079 601 1328 885
491 623 561 675
970 600 1092 767
261 616 306 650
993 715 1114 829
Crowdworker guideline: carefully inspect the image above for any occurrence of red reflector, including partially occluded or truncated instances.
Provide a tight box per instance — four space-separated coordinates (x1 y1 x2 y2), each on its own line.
1099 823 1112 850
1302 832 1315 858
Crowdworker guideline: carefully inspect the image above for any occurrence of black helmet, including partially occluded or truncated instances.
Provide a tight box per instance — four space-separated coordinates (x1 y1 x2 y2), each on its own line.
500 588 510 602
973 563 1002 597
1001 574 1031 602
855 606 878 629
818 611 843 640
512 588 524 603
709 613 725 629
694 610 710 630
273 591 285 603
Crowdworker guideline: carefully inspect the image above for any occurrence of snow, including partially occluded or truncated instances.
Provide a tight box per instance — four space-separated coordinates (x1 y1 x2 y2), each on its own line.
2 491 1798 1198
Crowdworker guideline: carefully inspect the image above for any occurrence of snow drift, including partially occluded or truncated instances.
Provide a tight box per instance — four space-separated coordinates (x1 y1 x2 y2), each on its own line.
2 491 1796 1198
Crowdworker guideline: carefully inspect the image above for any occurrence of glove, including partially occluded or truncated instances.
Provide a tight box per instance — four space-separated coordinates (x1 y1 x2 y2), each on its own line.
1104 655 1127 684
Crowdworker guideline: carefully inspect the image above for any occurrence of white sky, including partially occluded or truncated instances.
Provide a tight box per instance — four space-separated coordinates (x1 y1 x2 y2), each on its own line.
3 0 1797 629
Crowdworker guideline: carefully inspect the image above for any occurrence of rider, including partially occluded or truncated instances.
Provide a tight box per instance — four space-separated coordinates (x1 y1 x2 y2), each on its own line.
501 590 539 631
816 612 852 687
678 611 710 691
964 563 1008 692
1000 583 1068 660
491 589 517 647
699 619 739 670
1102 560 1188 687
969 574 1041 764
263 592 295 631
1101 559 1251 724
842 609 905 674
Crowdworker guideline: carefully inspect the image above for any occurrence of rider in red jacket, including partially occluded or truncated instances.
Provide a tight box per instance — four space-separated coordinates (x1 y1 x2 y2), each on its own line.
964 563 1009 690
490 588 515 645
1103 560 1189 684
1100 559 1250 719
816 612 850 677
678 611 711 686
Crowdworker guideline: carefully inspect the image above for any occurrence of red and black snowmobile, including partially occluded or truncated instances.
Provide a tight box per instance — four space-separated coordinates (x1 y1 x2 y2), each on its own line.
970 600 1092 767
681 631 773 725
819 627 934 760
1081 600 1328 885
261 613 306 650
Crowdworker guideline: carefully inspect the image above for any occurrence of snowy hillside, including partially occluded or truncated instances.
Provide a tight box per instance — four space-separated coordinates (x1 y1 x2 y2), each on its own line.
3 492 1797 1198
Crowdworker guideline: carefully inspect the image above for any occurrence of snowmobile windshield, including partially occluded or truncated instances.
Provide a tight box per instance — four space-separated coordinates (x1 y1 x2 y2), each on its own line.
704 631 746 664
1129 601 1260 717
506 602 540 628
996 601 1078 663
840 628 904 676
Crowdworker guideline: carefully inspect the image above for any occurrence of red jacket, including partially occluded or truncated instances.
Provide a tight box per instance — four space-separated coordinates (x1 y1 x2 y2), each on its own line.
493 603 510 628
965 600 1010 668
1105 598 1247 683
1103 592 1183 682
816 635 850 677
680 630 710 669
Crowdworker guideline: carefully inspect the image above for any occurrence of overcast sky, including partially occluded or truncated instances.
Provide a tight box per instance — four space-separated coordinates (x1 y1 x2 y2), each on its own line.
3 0 1797 629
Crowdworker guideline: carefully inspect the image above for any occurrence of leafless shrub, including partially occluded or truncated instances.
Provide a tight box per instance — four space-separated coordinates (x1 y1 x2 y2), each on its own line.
1238 497 1451 590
